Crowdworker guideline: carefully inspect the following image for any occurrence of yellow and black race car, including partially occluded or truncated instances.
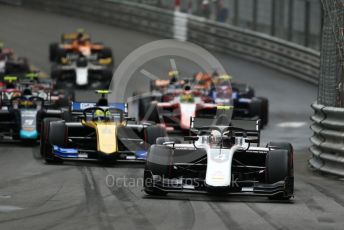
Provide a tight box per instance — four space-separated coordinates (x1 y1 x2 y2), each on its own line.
40 90 167 164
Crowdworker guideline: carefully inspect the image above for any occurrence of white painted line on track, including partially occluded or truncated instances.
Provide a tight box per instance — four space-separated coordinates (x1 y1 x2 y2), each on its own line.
140 69 159 81
170 58 178 71
0 205 24 213
276 121 307 128
84 168 95 191
0 192 11 199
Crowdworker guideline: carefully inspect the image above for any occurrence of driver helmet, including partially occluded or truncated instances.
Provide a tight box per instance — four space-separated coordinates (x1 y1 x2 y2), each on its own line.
93 109 111 121
22 88 32 97
168 70 179 84
93 109 105 121
210 129 222 145
180 90 194 103
211 129 221 137
183 84 191 91
212 70 219 78
6 83 15 89
76 30 89 46
76 28 85 39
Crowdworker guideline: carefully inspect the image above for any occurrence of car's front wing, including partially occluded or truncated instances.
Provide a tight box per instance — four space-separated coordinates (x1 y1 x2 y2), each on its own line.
145 171 292 197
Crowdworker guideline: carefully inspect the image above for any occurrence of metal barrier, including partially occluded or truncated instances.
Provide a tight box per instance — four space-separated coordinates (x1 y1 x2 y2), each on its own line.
310 102 344 177
8 0 320 85
0 0 21 5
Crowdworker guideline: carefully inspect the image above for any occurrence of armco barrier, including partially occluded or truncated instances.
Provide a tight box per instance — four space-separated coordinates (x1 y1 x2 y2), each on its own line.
0 0 21 5
5 0 320 84
310 102 344 177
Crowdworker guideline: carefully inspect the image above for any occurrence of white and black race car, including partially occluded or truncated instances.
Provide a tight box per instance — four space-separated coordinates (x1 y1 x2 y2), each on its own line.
144 114 294 200
51 55 113 89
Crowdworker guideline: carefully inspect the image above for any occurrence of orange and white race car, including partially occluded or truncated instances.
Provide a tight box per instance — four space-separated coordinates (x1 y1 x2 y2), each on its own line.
49 30 114 89
49 30 113 66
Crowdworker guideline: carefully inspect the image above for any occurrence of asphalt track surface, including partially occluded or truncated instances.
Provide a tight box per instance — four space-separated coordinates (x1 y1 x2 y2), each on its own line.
1 4 344 230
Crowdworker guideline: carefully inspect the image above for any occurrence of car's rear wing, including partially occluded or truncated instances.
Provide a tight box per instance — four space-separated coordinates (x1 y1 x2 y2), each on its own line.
71 102 128 114
61 33 90 42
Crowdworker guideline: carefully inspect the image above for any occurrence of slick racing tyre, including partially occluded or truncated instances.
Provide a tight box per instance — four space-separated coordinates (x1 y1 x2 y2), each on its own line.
99 47 113 60
267 142 293 153
266 147 293 200
51 65 63 80
40 118 63 164
134 93 160 122
246 86 255 98
16 57 30 73
56 89 75 108
144 144 171 196
249 99 266 128
145 126 167 145
56 48 67 64
49 43 59 62
257 97 269 126
102 68 113 87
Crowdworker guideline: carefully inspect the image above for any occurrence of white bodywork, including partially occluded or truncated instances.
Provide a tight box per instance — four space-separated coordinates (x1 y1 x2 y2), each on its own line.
205 145 241 187
60 62 105 86
157 96 216 129
0 60 5 73
75 67 88 86
179 103 196 129
167 138 268 188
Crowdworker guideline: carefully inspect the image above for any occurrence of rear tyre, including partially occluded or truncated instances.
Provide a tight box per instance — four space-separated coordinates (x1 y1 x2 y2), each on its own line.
266 148 293 200
137 95 160 122
147 103 160 123
56 48 67 64
99 48 113 60
144 145 171 196
49 43 59 62
248 99 261 118
56 89 74 108
62 110 72 122
145 126 167 145
267 142 293 152
249 99 264 128
17 57 30 73
51 66 62 80
40 118 63 164
102 68 113 87
246 86 255 98
257 97 269 126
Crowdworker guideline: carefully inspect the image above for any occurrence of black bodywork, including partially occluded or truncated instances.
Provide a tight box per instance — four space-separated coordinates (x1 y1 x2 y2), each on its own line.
0 95 64 142
144 117 294 199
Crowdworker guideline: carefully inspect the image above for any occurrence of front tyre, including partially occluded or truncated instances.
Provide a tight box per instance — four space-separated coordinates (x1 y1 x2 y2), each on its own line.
144 145 171 196
40 118 63 164
266 148 294 200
